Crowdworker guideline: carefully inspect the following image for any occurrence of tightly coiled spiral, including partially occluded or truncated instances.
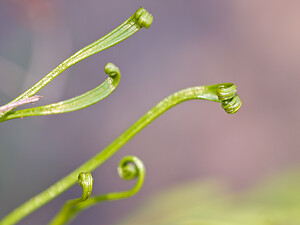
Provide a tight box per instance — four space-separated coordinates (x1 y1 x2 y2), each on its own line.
216 84 242 114
118 156 144 181
135 8 153 29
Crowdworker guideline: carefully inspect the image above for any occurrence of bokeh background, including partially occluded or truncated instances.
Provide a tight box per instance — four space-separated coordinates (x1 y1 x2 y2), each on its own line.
1 1 300 224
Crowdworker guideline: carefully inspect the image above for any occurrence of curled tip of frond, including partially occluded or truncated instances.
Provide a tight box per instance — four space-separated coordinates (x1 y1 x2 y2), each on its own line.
135 8 153 29
104 63 121 78
216 84 237 101
77 172 93 201
217 84 242 114
117 156 144 181
222 94 242 114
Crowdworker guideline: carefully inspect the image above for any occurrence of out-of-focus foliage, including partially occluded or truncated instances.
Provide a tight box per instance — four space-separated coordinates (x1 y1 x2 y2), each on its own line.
117 169 300 225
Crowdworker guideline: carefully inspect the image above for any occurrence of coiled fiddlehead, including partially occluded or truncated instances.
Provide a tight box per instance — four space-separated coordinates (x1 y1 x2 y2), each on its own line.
77 172 93 202
0 7 153 225
0 83 241 225
49 156 145 225
0 63 120 122
47 172 94 225
216 83 242 114
0 7 152 120
135 8 153 28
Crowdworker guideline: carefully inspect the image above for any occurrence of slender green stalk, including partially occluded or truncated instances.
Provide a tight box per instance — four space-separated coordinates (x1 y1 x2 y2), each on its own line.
0 7 153 118
49 156 145 225
0 63 120 123
0 83 241 225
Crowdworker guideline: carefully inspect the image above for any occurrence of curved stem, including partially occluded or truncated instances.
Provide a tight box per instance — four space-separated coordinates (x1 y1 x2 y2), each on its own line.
0 63 120 123
0 83 241 225
49 156 145 225
0 7 153 118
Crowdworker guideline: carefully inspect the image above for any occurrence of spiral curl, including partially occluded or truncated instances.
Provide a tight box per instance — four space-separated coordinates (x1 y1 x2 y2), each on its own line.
0 6 151 124
216 84 242 114
104 63 121 78
49 156 145 225
118 156 143 180
78 156 145 207
135 8 153 29
77 172 93 202
0 63 121 122
1 6 155 225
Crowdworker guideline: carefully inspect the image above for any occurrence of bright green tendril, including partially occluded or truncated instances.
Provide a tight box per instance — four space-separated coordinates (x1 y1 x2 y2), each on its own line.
49 156 145 225
77 172 94 202
0 63 120 123
0 83 241 225
0 7 153 119
47 172 94 225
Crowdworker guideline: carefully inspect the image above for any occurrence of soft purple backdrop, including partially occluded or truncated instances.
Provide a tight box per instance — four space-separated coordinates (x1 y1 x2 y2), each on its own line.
1 1 300 224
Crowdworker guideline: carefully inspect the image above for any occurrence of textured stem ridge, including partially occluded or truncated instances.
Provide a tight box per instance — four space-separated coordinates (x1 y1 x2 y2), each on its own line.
0 63 120 122
49 156 145 225
0 83 241 225
0 7 153 119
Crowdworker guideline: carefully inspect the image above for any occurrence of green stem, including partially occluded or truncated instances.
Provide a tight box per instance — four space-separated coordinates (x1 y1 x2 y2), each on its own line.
49 156 145 225
0 83 241 225
0 7 153 118
0 63 120 123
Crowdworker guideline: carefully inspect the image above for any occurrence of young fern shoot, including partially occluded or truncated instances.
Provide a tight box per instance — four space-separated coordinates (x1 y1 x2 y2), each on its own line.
0 82 241 225
0 8 153 120
0 63 120 122
0 6 243 225
0 7 153 225
49 156 145 225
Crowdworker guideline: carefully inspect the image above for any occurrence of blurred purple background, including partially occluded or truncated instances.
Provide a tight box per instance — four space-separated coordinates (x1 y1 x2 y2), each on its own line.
1 1 300 224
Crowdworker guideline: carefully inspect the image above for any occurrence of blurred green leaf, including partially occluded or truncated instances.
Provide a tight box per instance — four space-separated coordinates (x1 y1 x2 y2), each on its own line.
117 170 300 225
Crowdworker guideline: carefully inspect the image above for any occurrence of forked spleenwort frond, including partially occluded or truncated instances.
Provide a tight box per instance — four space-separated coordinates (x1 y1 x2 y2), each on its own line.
48 156 145 225
0 7 153 121
0 63 120 123
0 83 241 225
